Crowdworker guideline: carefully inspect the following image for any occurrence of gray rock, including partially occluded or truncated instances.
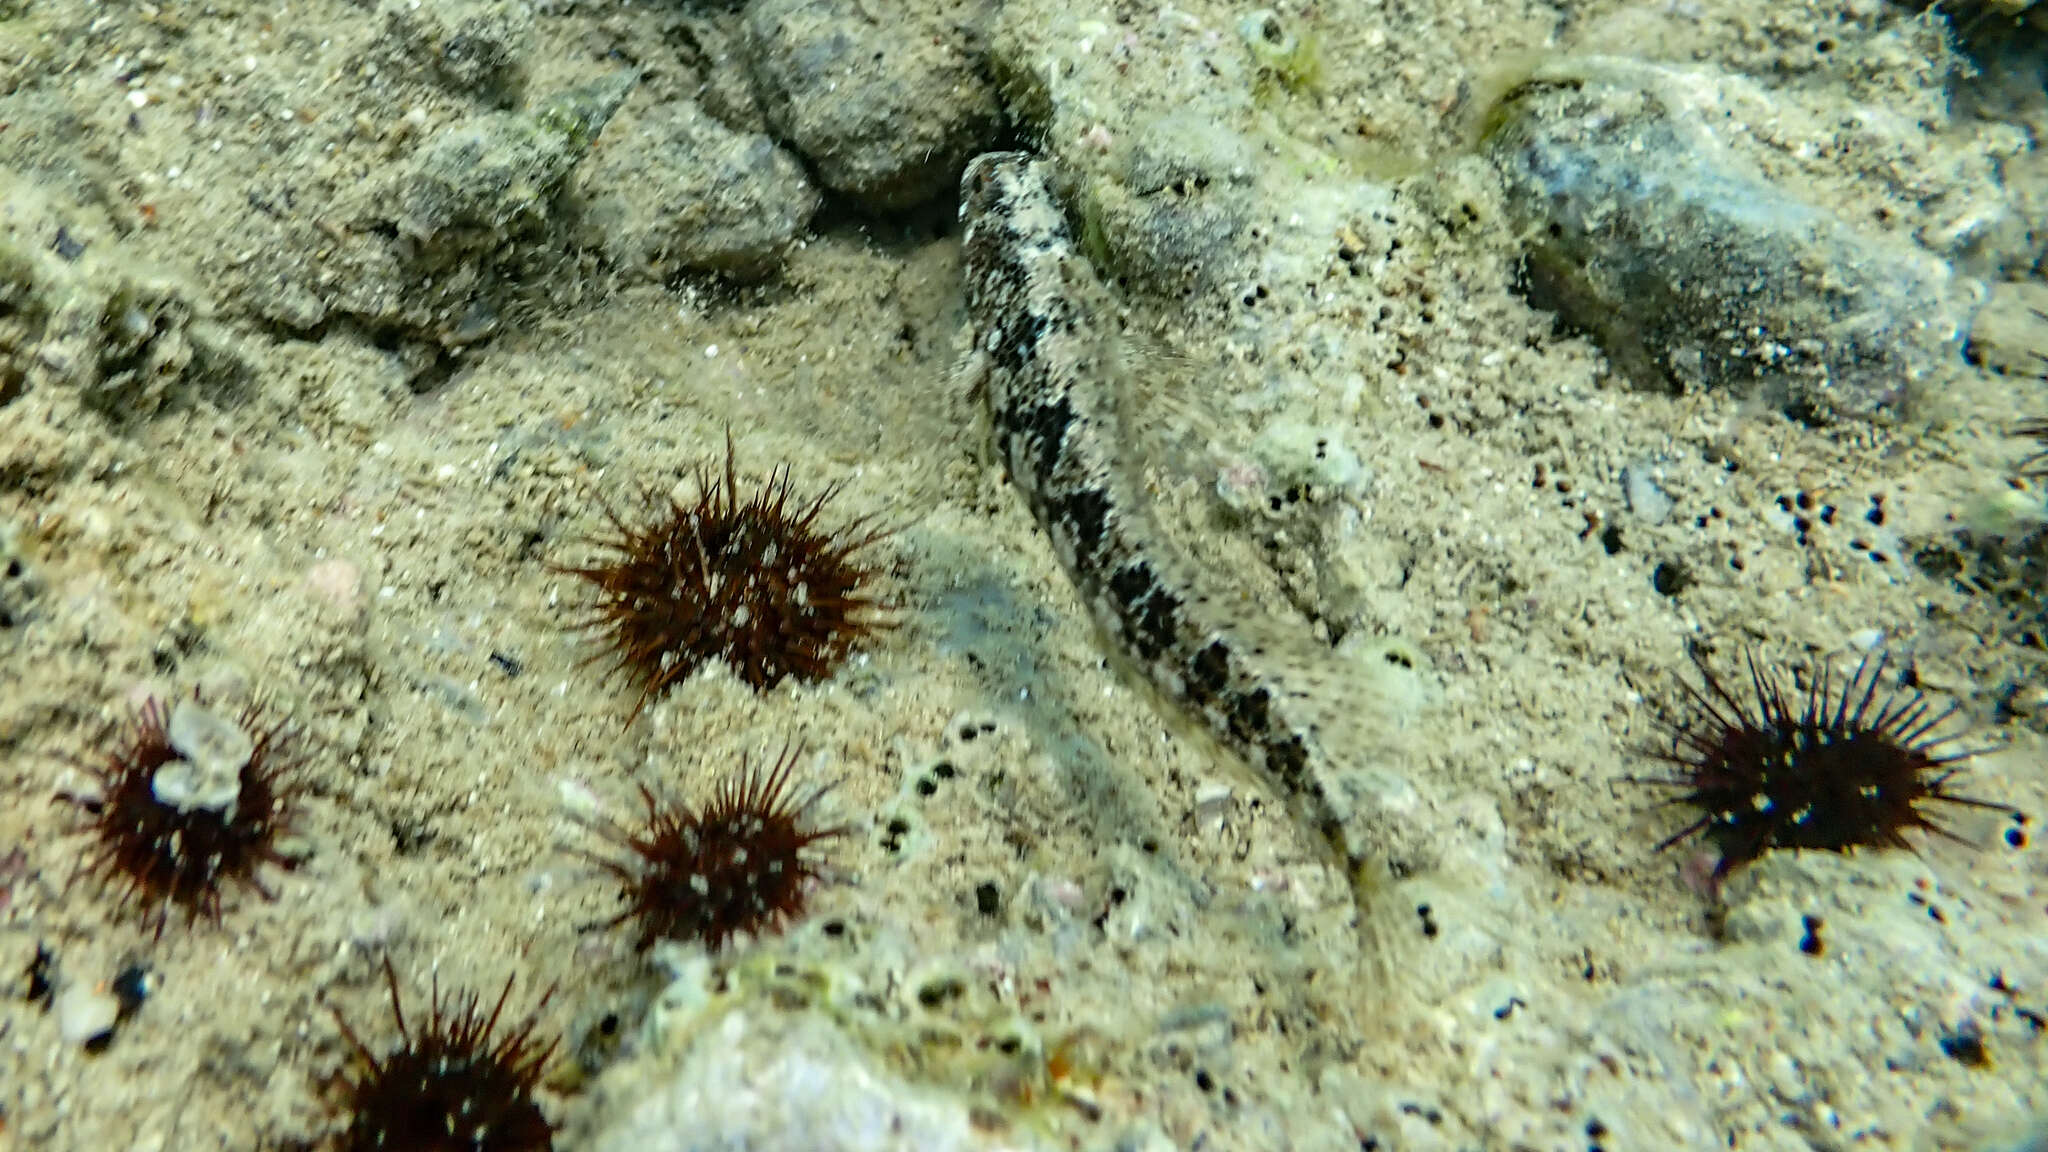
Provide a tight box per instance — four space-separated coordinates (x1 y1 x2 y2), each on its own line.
430 3 532 105
0 194 249 418
1909 0 2048 55
1967 280 2048 377
584 100 819 281
1084 111 1256 297
587 1007 1049 1152
979 5 1264 298
743 0 1002 212
1488 58 1976 424
371 0 533 107
0 520 38 631
391 73 634 248
37 268 247 418
281 75 632 372
673 15 767 134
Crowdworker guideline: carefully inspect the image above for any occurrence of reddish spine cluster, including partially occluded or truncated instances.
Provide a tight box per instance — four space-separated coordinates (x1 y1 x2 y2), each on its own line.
330 958 559 1152
583 743 846 953
70 695 301 939
557 434 891 720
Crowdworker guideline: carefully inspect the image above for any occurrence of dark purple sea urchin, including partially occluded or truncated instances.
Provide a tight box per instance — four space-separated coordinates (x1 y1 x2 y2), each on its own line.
69 694 302 938
583 744 845 953
557 435 891 721
1638 647 2015 880
331 958 559 1152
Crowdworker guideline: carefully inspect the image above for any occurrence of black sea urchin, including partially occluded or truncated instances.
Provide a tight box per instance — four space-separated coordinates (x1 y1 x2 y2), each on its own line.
331 958 558 1152
557 435 891 720
1639 647 2014 880
585 744 845 953
69 694 302 938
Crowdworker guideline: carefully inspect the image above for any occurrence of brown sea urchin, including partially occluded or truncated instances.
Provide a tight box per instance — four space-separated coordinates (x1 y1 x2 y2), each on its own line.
331 958 558 1152
584 744 845 953
68 694 302 938
1638 647 2015 880
557 435 890 720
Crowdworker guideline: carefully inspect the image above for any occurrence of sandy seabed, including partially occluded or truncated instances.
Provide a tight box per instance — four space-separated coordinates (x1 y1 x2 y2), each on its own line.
0 1 2044 1150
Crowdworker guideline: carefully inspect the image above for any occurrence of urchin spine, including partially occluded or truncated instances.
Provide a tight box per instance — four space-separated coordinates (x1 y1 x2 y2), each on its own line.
588 745 842 952
557 440 887 720
332 958 558 1152
1643 648 2014 878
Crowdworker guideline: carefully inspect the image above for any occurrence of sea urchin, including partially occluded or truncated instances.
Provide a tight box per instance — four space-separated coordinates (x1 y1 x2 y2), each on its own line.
584 743 845 953
1638 647 2014 880
68 694 302 938
557 435 890 720
330 958 559 1152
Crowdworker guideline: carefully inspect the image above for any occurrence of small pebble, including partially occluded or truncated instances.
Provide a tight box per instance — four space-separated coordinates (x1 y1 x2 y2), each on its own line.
1766 1051 1808 1102
56 984 120 1048
2007 682 2048 718
1194 781 1234 829
1621 464 1673 525
304 558 364 616
557 777 603 822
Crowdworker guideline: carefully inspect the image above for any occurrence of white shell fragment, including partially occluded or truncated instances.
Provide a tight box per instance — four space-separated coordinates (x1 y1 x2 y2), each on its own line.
55 984 119 1047
155 700 252 816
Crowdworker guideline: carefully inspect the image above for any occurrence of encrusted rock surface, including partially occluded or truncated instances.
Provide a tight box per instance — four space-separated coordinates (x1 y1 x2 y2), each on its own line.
743 0 1003 212
582 99 819 282
587 1007 1048 1152
1488 58 1979 424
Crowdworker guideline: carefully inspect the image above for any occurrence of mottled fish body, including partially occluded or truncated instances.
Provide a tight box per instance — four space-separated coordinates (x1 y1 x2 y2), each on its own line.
959 153 1401 912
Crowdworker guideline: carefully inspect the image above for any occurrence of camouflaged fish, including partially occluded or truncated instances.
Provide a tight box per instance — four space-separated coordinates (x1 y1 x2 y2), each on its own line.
958 152 1421 922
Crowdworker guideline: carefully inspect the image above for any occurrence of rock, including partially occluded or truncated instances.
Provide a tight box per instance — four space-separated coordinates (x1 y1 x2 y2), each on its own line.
56 275 196 416
1966 280 2048 377
583 100 819 281
980 6 1266 298
673 15 766 133
1908 0 2048 55
1488 58 1977 424
743 0 1002 212
0 199 248 420
303 73 630 368
1083 111 1256 297
427 2 532 105
55 984 118 1048
388 73 634 248
0 519 38 630
587 1007 1045 1152
370 0 533 107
